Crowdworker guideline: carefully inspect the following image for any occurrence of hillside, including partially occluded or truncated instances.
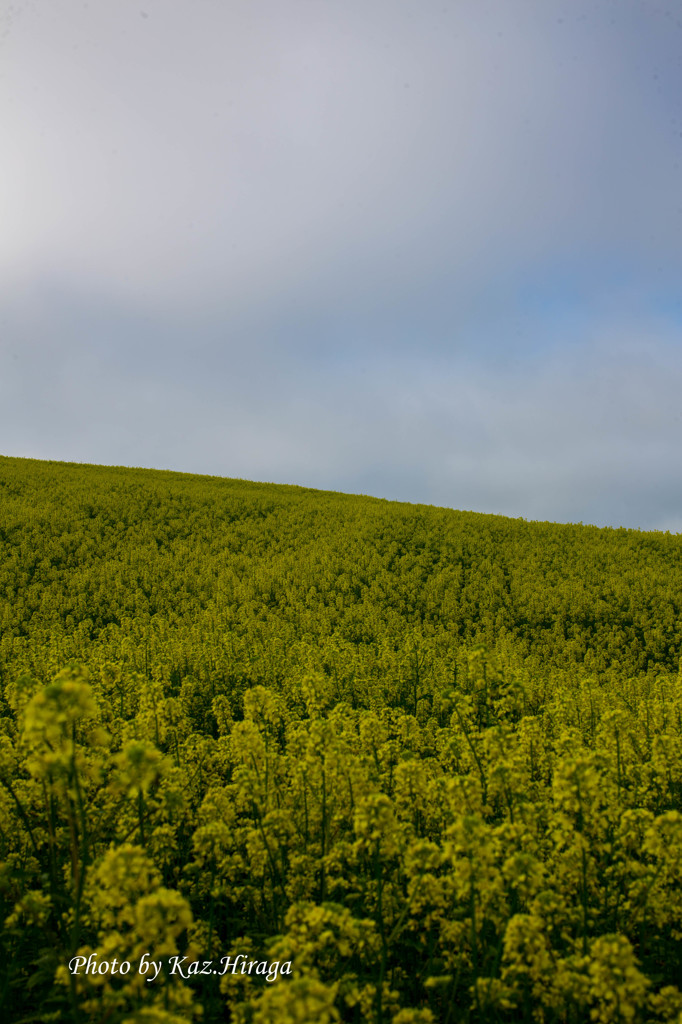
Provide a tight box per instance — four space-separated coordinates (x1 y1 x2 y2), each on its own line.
1 455 681 1022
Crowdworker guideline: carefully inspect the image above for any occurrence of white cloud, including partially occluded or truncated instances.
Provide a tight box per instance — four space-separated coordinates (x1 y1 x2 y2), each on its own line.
3 0 681 313
2 0 682 530
2 277 680 530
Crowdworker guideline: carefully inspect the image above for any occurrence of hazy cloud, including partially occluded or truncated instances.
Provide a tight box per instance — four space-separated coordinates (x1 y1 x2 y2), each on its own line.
2 0 681 529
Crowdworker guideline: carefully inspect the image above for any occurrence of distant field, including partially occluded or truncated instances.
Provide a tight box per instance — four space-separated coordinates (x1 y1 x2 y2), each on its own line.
1 455 681 1022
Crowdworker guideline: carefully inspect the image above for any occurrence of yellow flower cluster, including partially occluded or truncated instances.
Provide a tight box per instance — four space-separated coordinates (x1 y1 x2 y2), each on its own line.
2 654 682 1021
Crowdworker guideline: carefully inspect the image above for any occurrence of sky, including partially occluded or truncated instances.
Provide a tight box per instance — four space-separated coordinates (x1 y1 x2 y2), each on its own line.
1 0 682 531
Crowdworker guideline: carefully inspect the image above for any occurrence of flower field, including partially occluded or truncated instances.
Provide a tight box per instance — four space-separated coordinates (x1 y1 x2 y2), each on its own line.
1 455 681 1022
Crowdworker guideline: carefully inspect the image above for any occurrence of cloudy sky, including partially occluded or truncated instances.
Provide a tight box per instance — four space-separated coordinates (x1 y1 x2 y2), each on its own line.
2 0 681 530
